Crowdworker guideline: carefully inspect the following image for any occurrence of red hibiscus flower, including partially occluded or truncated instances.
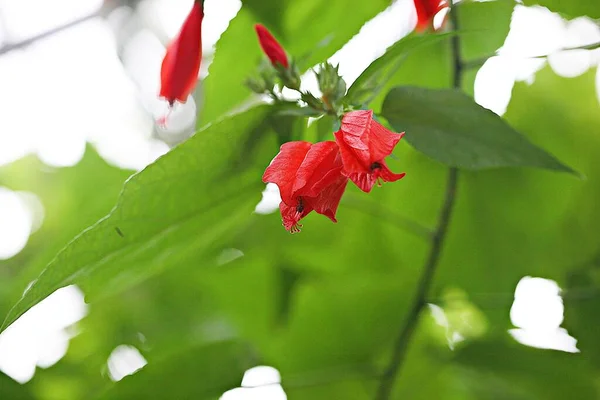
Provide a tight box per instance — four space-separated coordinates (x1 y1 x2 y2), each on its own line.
262 141 348 233
414 0 448 32
159 0 204 106
255 24 289 69
334 110 405 193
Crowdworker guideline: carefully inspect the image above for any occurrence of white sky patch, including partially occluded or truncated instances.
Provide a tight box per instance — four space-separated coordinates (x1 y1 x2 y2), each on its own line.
0 0 102 42
254 183 281 215
107 344 148 381
475 5 600 116
221 366 286 400
0 285 88 383
0 187 33 259
509 276 579 353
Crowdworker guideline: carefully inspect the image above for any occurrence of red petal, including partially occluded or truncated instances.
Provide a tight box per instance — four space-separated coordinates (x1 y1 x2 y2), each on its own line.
335 110 403 176
367 118 404 163
255 24 289 68
309 175 348 223
343 172 378 193
378 160 406 183
414 0 448 32
293 141 342 197
262 141 312 206
159 1 203 104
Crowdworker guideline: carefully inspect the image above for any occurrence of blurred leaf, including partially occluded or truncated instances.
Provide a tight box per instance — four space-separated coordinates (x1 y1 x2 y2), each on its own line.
453 339 597 399
200 0 390 124
381 86 575 173
1 106 275 333
521 0 600 19
241 0 293 36
0 372 35 400
0 147 131 310
565 260 600 368
458 0 514 61
97 341 254 400
347 32 455 105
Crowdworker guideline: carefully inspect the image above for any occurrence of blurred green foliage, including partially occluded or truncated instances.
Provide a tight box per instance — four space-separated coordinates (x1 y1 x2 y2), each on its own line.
2 0 600 399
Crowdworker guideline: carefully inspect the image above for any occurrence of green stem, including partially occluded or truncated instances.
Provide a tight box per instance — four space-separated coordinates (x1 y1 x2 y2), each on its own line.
374 5 462 400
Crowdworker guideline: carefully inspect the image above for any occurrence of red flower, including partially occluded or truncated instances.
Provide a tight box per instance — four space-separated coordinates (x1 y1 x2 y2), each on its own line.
262 141 348 233
255 24 289 69
334 110 405 193
159 0 204 106
414 0 448 32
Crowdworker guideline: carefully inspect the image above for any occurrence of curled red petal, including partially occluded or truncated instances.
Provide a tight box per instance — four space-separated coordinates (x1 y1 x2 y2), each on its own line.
159 1 204 105
262 141 312 206
309 175 348 223
255 24 289 68
293 141 342 197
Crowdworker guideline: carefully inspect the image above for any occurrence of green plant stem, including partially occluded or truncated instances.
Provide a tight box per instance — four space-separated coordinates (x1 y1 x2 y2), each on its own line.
463 40 600 70
374 5 462 400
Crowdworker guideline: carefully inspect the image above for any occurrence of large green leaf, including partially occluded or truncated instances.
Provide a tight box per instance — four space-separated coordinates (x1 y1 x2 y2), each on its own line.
381 86 575 173
521 0 600 19
200 0 389 124
458 0 515 61
1 106 275 333
453 340 596 399
0 372 35 400
96 341 253 400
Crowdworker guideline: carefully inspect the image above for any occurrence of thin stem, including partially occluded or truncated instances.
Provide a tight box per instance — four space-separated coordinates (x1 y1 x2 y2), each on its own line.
374 5 463 399
375 168 458 400
463 40 600 70
0 1 128 56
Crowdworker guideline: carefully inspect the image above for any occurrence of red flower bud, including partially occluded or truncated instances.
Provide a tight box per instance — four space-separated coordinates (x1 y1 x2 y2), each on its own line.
254 24 289 69
414 0 448 32
334 110 405 193
262 141 348 233
159 0 204 106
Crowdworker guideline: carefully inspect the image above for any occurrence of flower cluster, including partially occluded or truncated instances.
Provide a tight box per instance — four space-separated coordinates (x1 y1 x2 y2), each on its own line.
263 110 405 233
251 25 406 233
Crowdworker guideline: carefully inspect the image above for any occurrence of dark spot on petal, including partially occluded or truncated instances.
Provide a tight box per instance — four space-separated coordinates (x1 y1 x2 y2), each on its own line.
296 197 304 214
370 162 381 171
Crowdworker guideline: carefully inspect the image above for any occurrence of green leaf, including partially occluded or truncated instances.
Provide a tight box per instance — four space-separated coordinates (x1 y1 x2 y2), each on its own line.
521 0 600 19
453 339 597 399
347 32 456 105
97 341 254 400
458 0 515 61
0 372 35 400
1 106 275 333
380 86 576 173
